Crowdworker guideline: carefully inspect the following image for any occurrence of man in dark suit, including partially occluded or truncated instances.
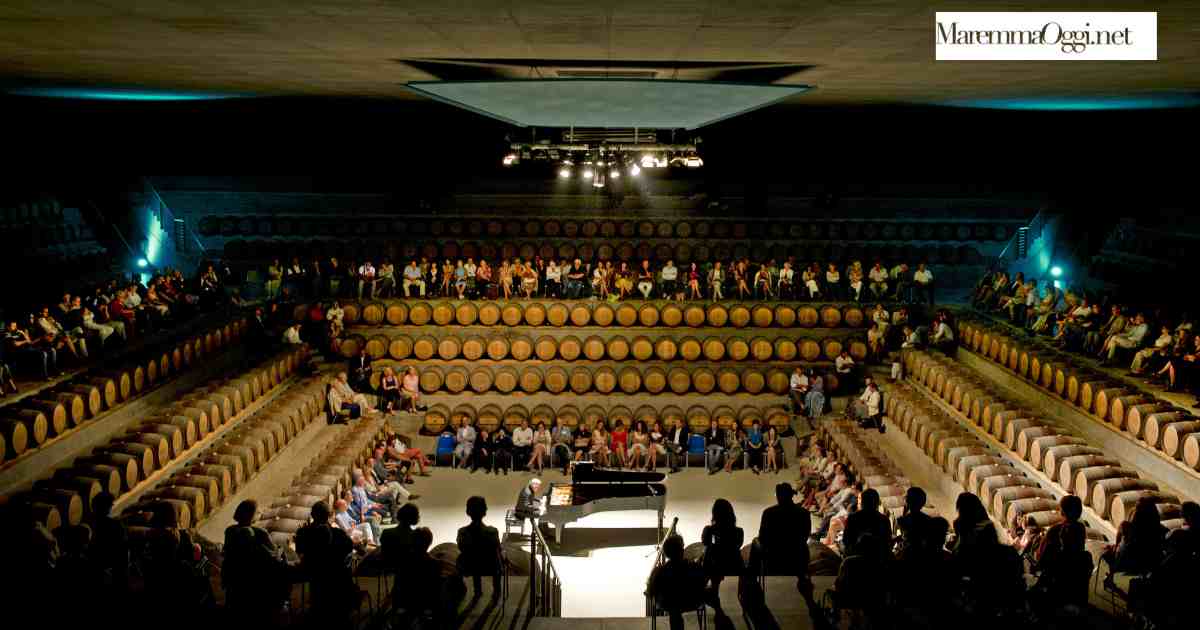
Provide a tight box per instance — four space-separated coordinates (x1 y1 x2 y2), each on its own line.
456 496 503 597
755 483 812 587
702 419 725 475
514 479 543 522
665 418 690 473
348 346 372 392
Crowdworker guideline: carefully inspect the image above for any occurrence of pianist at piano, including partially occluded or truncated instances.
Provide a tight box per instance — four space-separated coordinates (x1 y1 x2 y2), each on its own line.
543 462 667 544
514 478 544 522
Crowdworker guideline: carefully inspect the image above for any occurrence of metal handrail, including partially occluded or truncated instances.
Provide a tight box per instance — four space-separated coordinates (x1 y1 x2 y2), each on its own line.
529 519 563 617
645 516 680 616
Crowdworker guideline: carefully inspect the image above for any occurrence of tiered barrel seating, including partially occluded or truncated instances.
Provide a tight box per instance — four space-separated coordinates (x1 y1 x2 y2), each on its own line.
0 318 247 465
902 349 1187 533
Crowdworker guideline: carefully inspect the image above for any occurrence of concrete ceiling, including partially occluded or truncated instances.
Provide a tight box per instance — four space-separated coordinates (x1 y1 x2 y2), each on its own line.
1 1 1198 107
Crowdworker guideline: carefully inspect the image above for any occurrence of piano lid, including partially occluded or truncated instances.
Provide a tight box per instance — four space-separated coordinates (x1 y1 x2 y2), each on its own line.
571 461 666 484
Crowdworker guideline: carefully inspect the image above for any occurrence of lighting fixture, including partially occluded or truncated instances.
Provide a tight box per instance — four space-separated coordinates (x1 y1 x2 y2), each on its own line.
137 258 148 268
630 164 641 177
1050 266 1062 277
610 169 620 179
582 168 594 179
502 153 517 166
558 167 571 179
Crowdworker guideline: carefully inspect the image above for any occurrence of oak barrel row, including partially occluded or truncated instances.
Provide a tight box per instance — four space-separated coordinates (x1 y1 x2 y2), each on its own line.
340 329 868 364
11 346 305 531
210 215 1015 242
819 419 911 516
958 319 1200 472
127 374 326 529
323 300 875 330
884 383 1119 540
257 418 388 549
421 401 792 437
372 362 841 397
901 350 1186 530
0 317 248 465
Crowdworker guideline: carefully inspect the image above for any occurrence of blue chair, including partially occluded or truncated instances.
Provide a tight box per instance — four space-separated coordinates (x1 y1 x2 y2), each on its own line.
435 434 455 467
685 434 706 468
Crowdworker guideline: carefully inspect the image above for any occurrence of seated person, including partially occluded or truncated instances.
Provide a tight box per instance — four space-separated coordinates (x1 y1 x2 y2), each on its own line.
514 478 543 521
333 498 376 548
645 534 705 630
328 371 375 419
456 496 503 595
400 366 425 412
385 432 429 477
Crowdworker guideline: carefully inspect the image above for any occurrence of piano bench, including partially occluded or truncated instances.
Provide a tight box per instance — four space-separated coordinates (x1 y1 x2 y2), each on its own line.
505 509 526 537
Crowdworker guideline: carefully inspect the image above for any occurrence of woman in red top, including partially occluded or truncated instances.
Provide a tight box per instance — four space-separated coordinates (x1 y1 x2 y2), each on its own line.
610 420 629 469
688 263 702 300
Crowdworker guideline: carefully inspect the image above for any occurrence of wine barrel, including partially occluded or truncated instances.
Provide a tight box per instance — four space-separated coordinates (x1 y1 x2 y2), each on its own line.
819 305 842 328
49 392 85 428
1005 497 1061 528
797 306 819 328
822 338 842 361
1108 394 1155 431
607 336 632 361
524 302 547 327
424 404 451 434
737 407 763 429
568 367 592 394
543 303 568 327
490 366 516 393
750 305 773 328
555 405 581 430
558 335 582 361
32 489 84 526
686 405 711 432
684 305 706 328
616 303 638 327
24 399 68 438
774 305 797 328
64 460 125 495
362 302 386 326
503 404 529 431
615 366 642 394
727 338 750 362
1041 445 1103 478
449 404 476 430
702 337 726 361
1075 466 1140 504
766 368 790 395
1076 380 1110 416
385 302 409 325
668 367 691 394
1092 479 1159 517
743 368 766 394
564 303 588 327
644 367 667 394
69 384 103 419
408 302 433 326
479 302 501 326
592 366 617 394
544 366 568 394
583 335 606 361
1093 387 1130 421
661 304 683 327
766 338 794 362
1125 403 1179 440
678 337 702 361
1161 421 1200 458
1109 491 1179 525
715 367 740 394
531 336 556 361
444 367 469 393
651 337 676 362
979 476 1039 512
593 303 615 327
1027 436 1084 469
474 405 501 433
579 404 605 430
842 306 865 328
510 335 533 361
1141 412 1191 448
485 334 510 361
659 405 685 430
514 366 542 394
692 367 717 394
729 305 751 329
749 337 773 362
791 338 817 362
706 304 728 328
418 367 444 393
3 410 48 450
530 404 555 429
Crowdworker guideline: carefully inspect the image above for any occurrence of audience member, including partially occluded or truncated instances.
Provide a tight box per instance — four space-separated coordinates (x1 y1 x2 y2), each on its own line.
456 496 503 596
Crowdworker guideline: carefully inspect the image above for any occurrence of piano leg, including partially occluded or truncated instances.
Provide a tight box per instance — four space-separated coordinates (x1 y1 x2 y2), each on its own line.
555 522 564 544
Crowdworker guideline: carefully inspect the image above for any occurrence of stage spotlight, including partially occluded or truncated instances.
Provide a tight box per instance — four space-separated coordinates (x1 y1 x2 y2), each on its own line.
610 169 620 179
592 171 606 188
1050 266 1062 277
630 164 641 177
502 153 517 166
558 167 571 179
582 168 594 179
137 258 148 268
1053 280 1062 289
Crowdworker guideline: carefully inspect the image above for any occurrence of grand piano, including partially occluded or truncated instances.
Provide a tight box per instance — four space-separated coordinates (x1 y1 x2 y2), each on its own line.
542 462 667 544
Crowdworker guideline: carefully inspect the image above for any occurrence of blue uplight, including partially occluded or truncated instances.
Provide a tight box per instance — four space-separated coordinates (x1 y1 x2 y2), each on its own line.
939 93 1200 111
137 258 148 268
1050 266 1063 278
7 87 244 101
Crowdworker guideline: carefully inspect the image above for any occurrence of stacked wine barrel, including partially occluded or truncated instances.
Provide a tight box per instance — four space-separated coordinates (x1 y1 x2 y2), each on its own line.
901 349 1187 532
127 375 326 529
256 417 388 548
958 318 1200 474
884 382 1115 541
326 299 872 332
819 419 911 517
0 317 247 465
8 346 306 531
